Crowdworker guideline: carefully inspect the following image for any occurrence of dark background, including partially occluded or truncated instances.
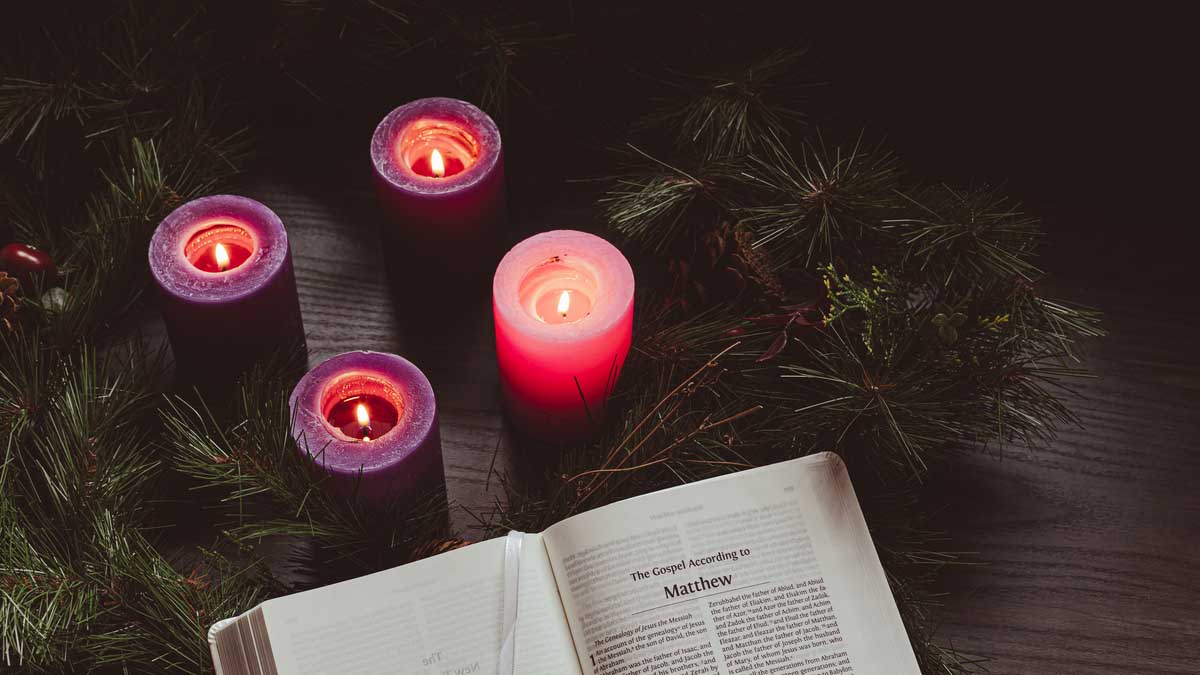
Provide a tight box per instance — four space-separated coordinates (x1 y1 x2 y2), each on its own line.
6 4 1197 673
13 3 1189 288
235 2 1196 292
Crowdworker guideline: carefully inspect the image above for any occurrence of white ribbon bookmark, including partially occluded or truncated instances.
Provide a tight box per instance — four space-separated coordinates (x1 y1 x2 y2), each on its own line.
497 530 524 675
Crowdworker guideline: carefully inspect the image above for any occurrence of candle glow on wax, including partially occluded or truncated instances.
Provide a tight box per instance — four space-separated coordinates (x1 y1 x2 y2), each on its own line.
182 221 255 274
323 390 401 443
397 121 475 178
493 230 635 440
290 351 443 505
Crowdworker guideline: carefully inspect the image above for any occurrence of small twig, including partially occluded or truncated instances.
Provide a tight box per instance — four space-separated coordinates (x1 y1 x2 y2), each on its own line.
574 375 594 427
565 457 673 481
599 405 763 500
570 404 762 507
484 431 503 491
686 459 756 470
589 341 741 491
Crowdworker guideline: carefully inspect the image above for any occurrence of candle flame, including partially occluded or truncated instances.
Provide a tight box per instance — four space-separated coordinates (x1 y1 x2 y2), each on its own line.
557 290 571 317
430 148 445 178
214 243 231 272
356 403 372 441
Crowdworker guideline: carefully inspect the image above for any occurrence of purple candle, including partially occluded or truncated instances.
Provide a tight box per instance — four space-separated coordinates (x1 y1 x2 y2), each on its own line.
370 97 506 280
149 195 305 384
289 351 443 505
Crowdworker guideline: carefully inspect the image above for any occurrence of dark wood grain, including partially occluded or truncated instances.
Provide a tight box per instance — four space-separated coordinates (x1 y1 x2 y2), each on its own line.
237 175 1199 675
242 177 522 528
929 288 1200 674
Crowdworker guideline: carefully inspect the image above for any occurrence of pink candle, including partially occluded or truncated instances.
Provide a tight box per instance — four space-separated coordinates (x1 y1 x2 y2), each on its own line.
289 351 443 506
493 230 635 441
370 97 505 286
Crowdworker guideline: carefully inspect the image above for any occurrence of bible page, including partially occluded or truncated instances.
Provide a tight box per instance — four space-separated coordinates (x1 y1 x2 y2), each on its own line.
255 534 580 674
541 452 918 675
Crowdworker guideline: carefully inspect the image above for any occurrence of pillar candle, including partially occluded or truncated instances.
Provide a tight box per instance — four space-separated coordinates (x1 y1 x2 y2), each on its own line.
370 97 506 287
149 195 305 385
493 230 635 441
289 351 443 505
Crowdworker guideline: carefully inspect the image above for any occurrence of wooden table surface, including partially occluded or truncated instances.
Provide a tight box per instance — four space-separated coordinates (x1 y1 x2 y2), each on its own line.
239 173 1200 675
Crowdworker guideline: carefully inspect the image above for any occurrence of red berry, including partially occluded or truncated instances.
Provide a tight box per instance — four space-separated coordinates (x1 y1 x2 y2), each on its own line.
0 243 57 285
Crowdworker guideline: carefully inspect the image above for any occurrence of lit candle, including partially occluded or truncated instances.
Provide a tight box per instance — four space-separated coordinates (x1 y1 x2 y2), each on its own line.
492 230 635 441
149 195 305 385
370 97 506 289
289 351 443 505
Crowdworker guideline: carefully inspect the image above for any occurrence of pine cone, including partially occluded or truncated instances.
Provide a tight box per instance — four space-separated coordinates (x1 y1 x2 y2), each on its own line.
729 223 786 300
0 271 21 333
669 222 785 312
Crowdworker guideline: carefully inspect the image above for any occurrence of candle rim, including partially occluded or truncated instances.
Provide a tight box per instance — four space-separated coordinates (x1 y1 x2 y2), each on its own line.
493 230 635 343
289 351 438 475
149 195 289 305
370 97 502 196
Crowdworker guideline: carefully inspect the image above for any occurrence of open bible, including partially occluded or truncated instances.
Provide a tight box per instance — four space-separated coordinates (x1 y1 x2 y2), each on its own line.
209 452 919 675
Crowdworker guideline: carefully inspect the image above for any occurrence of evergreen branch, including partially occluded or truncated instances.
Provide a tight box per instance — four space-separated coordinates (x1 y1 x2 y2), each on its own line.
0 331 52 442
0 5 232 178
640 49 814 160
738 131 902 267
1010 291 1105 363
0 343 273 673
0 77 92 152
603 173 714 254
162 362 454 584
265 0 563 121
0 489 101 671
8 346 160 529
600 145 729 255
884 184 1042 286
1 6 264 671
455 18 570 125
591 49 1105 673
87 522 277 674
